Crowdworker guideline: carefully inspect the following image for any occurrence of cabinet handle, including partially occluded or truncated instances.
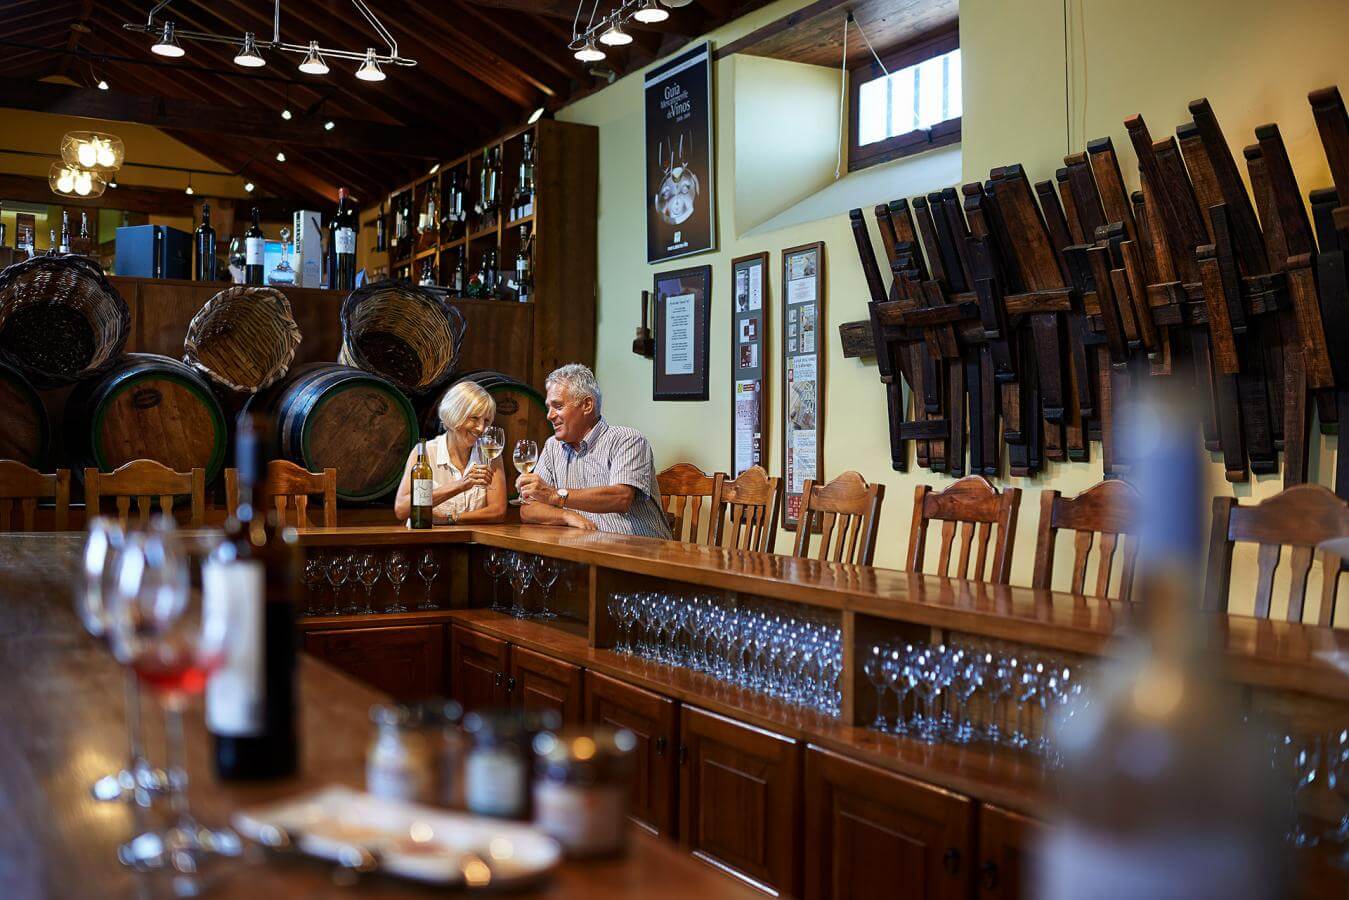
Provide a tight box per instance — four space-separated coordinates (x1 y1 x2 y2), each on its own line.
506 676 517 692
677 744 688 766
942 848 961 876
493 672 503 687
980 861 999 890
654 737 667 756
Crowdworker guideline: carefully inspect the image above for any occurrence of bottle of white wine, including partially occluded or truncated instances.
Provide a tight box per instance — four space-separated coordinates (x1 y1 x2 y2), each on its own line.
411 440 434 529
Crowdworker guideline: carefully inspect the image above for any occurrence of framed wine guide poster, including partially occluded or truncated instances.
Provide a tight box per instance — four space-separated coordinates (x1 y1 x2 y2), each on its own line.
653 264 712 401
644 42 715 263
731 252 768 476
781 242 825 530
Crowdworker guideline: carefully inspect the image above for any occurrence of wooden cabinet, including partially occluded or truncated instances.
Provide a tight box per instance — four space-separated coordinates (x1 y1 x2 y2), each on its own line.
584 670 679 838
302 624 444 702
804 745 974 900
509 645 583 724
449 624 510 712
679 705 801 897
976 805 1041 900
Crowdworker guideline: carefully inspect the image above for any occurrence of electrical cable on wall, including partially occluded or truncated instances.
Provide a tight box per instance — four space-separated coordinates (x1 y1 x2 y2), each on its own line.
836 12 889 180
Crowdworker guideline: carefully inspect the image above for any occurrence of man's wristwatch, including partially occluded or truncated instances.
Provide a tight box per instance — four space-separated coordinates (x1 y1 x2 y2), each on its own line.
557 488 570 509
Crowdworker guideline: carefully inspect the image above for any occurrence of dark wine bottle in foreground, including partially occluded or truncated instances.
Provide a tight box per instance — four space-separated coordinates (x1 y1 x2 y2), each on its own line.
244 207 265 285
206 411 299 780
195 200 217 281
411 440 434 529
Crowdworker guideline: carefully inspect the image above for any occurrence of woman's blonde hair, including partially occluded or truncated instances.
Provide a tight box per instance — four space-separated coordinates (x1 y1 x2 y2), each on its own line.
438 380 496 434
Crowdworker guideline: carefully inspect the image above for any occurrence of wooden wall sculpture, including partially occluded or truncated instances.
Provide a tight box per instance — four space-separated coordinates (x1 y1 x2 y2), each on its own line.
844 85 1349 497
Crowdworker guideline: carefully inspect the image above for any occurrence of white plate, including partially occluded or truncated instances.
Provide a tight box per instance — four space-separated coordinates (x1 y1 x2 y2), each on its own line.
233 785 561 888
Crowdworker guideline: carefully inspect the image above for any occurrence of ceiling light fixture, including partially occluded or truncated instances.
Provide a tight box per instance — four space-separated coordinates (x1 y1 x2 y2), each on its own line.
574 40 605 62
571 1 684 60
528 106 546 124
276 151 287 162
633 0 670 24
599 22 633 46
109 178 118 188
297 40 329 74
324 120 335 131
354 48 385 81
281 108 292 120
50 162 106 199
60 131 124 173
97 79 110 90
234 31 266 67
244 181 255 192
150 21 184 57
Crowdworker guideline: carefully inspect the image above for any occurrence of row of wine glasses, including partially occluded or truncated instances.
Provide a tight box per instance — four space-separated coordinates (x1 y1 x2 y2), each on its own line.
1273 727 1349 852
301 550 441 615
482 550 561 619
606 592 843 716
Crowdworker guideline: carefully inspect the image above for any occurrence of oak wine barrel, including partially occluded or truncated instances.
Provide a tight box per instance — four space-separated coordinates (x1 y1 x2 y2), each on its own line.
253 363 418 503
0 361 49 467
422 370 552 451
64 353 228 482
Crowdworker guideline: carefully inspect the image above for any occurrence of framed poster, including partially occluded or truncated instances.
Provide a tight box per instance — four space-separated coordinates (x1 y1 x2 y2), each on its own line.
731 252 768 476
653 265 712 401
781 242 825 531
645 41 715 263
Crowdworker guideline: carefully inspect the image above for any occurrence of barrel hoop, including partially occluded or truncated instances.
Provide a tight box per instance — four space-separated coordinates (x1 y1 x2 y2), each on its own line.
298 376 417 501
88 368 227 481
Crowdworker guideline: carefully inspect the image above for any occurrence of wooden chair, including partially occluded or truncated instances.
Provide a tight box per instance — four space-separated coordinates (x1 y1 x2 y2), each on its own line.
84 460 205 528
1205 484 1349 625
657 463 724 545
711 465 780 553
0 460 70 531
1032 480 1140 600
791 471 885 566
908 475 1021 583
225 460 338 528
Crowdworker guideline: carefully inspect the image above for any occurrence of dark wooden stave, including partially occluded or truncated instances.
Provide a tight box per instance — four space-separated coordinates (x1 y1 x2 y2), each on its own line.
0 361 48 467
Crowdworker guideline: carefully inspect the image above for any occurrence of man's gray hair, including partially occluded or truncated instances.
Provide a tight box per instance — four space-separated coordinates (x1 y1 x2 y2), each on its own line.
546 363 602 412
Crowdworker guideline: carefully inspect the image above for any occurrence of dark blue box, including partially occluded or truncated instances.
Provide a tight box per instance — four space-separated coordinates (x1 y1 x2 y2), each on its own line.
114 225 192 279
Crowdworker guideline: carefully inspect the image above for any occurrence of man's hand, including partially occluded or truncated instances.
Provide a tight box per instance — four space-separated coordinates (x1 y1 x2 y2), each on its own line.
516 473 560 506
563 510 597 531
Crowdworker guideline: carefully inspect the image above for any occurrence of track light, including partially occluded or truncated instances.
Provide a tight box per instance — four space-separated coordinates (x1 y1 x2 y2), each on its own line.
633 0 670 23
276 151 286 162
234 32 265 67
150 22 184 58
324 120 335 131
355 49 385 82
298 40 329 75
574 41 605 62
185 184 194 195
97 79 109 90
244 182 255 192
528 106 546 125
599 23 633 46
281 108 293 121
108 178 118 188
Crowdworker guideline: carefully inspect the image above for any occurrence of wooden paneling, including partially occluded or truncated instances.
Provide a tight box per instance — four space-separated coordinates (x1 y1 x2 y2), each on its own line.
509 643 583 724
585 670 679 838
976 805 1042 900
679 705 802 896
302 623 444 702
449 623 510 712
804 745 975 900
717 0 958 68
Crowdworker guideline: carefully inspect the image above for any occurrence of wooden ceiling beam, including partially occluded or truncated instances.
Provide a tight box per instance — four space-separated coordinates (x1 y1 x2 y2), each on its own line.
448 2 587 84
59 0 97 78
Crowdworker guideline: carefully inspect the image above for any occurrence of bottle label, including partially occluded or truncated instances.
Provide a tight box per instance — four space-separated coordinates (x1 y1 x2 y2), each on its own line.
466 750 525 817
245 236 265 265
534 782 627 856
204 560 265 736
336 227 356 255
413 478 433 507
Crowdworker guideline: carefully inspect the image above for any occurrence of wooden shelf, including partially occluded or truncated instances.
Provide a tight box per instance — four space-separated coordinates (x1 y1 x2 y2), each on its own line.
468 225 500 241
506 213 535 229
413 246 438 261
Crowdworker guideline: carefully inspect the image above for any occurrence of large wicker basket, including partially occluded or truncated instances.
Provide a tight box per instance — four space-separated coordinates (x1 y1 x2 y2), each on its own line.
183 285 302 393
0 254 129 388
339 281 467 395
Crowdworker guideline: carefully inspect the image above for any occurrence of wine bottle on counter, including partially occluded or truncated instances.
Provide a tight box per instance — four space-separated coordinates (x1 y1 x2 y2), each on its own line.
331 188 357 291
513 133 535 221
244 207 265 285
195 200 217 282
206 411 299 780
411 440 434 529
375 201 387 253
515 224 533 303
58 211 71 254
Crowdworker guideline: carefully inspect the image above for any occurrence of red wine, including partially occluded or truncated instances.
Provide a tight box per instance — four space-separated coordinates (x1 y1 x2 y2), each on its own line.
133 656 218 696
244 207 265 285
330 188 357 291
206 411 299 780
195 200 217 281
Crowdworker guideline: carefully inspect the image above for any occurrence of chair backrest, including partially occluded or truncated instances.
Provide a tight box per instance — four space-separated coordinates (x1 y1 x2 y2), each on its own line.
791 471 885 566
712 465 780 553
0 460 70 531
657 462 724 545
908 475 1021 583
1204 484 1349 625
1032 479 1140 599
226 460 337 528
85 460 205 528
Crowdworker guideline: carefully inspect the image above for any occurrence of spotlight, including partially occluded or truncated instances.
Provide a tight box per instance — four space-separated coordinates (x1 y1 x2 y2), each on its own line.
244 182 255 192
151 22 185 58
234 32 266 67
281 109 293 120
574 41 605 62
276 151 286 162
108 178 118 188
298 40 329 75
355 48 385 82
185 184 194 195
324 120 335 131
97 79 109 90
633 0 670 23
599 23 633 46
528 106 546 125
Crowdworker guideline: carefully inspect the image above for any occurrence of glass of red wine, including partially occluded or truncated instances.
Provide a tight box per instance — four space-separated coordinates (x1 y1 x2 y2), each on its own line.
106 519 241 875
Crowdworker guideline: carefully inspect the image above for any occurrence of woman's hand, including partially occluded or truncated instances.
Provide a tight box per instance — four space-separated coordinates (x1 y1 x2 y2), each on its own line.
449 464 492 496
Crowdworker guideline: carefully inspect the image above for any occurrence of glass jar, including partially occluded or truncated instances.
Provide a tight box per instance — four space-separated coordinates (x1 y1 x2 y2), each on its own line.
366 703 433 803
428 699 467 809
462 710 532 819
532 727 637 857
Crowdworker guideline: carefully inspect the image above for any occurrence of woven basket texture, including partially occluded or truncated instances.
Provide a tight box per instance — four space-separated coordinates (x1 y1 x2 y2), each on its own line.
339 281 467 395
183 285 302 393
0 254 129 388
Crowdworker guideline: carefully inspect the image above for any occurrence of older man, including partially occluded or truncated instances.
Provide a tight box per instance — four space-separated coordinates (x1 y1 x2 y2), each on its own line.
516 363 672 539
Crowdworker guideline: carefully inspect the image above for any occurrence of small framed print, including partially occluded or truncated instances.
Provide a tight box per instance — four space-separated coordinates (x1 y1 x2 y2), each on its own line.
731 252 769 475
781 241 825 530
653 264 712 401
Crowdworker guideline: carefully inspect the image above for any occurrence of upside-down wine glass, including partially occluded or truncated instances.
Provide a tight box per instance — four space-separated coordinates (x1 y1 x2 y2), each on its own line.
417 550 441 610
325 553 349 616
384 551 410 613
301 557 325 617
532 556 560 620
506 553 532 619
355 553 380 614
484 549 508 611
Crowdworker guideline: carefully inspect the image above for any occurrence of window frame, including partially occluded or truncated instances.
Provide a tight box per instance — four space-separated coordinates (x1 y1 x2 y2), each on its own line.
848 27 961 173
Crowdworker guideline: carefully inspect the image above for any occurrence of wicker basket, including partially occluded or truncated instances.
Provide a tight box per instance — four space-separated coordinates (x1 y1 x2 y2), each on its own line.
339 281 467 395
183 285 302 393
0 253 129 388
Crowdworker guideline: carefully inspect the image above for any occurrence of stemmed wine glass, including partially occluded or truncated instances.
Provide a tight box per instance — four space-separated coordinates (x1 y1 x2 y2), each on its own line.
106 521 241 874
510 440 539 506
484 549 508 611
477 426 505 478
325 554 350 616
354 553 380 615
417 551 441 610
506 553 532 619
384 551 410 613
532 556 560 620
302 558 325 617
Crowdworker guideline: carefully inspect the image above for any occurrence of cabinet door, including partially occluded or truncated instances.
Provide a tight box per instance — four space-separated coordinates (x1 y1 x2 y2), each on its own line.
977 804 1041 900
804 745 974 900
449 625 509 713
509 645 583 724
584 670 678 838
302 624 444 702
679 705 801 897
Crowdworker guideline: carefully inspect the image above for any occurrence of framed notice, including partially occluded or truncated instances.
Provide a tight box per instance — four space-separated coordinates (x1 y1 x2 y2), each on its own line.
653 265 711 401
781 242 825 530
645 42 715 263
731 252 768 476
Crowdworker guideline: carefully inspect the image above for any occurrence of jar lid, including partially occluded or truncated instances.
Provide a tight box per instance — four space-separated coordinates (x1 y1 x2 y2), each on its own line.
370 703 414 729
533 727 637 785
464 709 561 747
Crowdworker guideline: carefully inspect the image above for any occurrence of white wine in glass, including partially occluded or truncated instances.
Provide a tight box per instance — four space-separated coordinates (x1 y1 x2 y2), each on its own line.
478 426 505 463
510 439 539 506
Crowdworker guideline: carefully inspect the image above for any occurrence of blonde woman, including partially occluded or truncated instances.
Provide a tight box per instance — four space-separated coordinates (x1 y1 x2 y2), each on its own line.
394 381 506 525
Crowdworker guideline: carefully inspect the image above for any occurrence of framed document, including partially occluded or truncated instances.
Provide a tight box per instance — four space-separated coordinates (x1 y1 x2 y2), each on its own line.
653 264 712 401
731 252 768 476
781 242 825 530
